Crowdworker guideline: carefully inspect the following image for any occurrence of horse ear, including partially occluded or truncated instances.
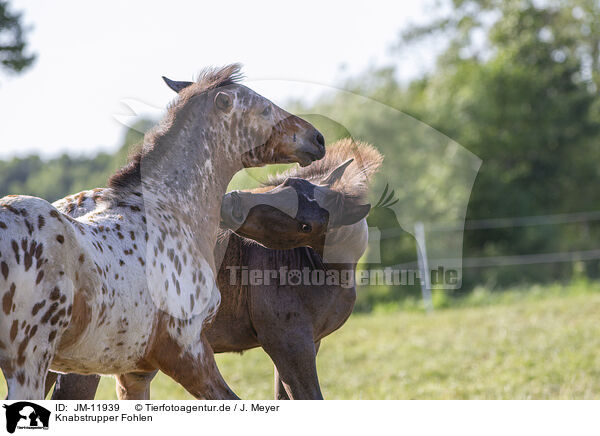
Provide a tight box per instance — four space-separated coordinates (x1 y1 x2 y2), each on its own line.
337 202 371 226
321 158 354 187
162 76 194 93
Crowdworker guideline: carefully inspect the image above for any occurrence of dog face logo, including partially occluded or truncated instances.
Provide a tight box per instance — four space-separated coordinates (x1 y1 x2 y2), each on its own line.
2 402 50 433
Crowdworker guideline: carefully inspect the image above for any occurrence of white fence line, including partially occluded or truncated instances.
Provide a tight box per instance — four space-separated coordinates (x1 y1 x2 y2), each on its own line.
378 210 600 238
395 248 600 271
428 210 600 232
409 211 600 311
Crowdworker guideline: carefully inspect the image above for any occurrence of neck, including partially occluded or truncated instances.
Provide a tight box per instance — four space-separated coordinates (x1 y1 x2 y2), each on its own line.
321 219 369 264
136 100 243 320
142 102 242 261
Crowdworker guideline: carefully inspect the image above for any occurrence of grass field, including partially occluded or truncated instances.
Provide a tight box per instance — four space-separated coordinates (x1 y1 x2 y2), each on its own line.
2 287 600 399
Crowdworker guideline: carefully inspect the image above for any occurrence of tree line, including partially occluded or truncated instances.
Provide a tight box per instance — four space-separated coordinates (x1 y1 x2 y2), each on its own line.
1 0 599 305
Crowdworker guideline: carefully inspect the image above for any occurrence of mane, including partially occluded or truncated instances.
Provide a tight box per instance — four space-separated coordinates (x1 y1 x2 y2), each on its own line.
107 64 244 196
265 138 383 201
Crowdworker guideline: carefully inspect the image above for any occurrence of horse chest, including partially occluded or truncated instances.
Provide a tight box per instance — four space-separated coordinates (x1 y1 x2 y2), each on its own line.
312 287 356 338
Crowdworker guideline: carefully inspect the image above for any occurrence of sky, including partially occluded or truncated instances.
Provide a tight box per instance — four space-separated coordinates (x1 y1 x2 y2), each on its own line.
0 0 438 159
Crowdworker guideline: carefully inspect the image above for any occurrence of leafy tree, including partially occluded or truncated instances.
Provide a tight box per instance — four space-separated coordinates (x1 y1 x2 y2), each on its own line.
395 0 600 288
0 0 35 74
0 120 150 201
300 0 600 298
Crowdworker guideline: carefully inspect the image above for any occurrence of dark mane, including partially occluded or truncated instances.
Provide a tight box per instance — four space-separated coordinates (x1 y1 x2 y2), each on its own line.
108 64 244 195
264 138 383 201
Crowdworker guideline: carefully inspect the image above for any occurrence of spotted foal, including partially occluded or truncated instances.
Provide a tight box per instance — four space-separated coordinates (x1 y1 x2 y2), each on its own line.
0 64 324 399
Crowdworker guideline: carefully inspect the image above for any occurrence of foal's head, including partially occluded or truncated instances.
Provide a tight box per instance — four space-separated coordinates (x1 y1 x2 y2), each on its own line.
162 66 325 167
220 139 383 253
109 65 326 196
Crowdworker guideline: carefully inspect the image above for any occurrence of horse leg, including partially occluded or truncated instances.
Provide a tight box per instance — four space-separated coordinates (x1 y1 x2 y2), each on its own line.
273 366 289 400
1 280 74 400
149 323 238 400
273 339 321 400
115 371 157 400
51 373 101 400
2 341 57 400
263 332 323 400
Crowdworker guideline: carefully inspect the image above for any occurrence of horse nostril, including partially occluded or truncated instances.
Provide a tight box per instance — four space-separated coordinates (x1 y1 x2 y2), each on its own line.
315 132 325 148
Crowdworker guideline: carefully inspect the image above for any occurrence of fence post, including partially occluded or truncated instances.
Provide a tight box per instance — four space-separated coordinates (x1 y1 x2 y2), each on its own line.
415 221 433 313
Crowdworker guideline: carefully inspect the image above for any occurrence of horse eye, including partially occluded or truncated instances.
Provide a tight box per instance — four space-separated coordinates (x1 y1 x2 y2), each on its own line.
261 106 271 117
300 223 312 233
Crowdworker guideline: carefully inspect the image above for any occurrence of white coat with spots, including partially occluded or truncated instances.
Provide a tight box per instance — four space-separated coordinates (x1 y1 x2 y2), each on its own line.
0 64 324 400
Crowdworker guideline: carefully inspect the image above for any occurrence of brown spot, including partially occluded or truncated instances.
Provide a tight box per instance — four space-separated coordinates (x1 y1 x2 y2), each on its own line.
37 215 45 230
24 219 34 235
10 319 18 341
56 235 65 244
50 308 66 325
48 330 57 342
24 252 32 271
41 302 59 323
1 261 8 280
32 300 46 316
0 221 6 229
17 335 31 365
11 240 20 264
49 287 60 300
77 191 86 206
78 254 85 263
4 205 21 215
16 372 25 385
34 243 43 259
2 283 16 315
35 270 44 285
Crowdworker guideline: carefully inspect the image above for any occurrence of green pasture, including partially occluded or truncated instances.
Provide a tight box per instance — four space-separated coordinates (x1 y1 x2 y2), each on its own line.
2 283 599 399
